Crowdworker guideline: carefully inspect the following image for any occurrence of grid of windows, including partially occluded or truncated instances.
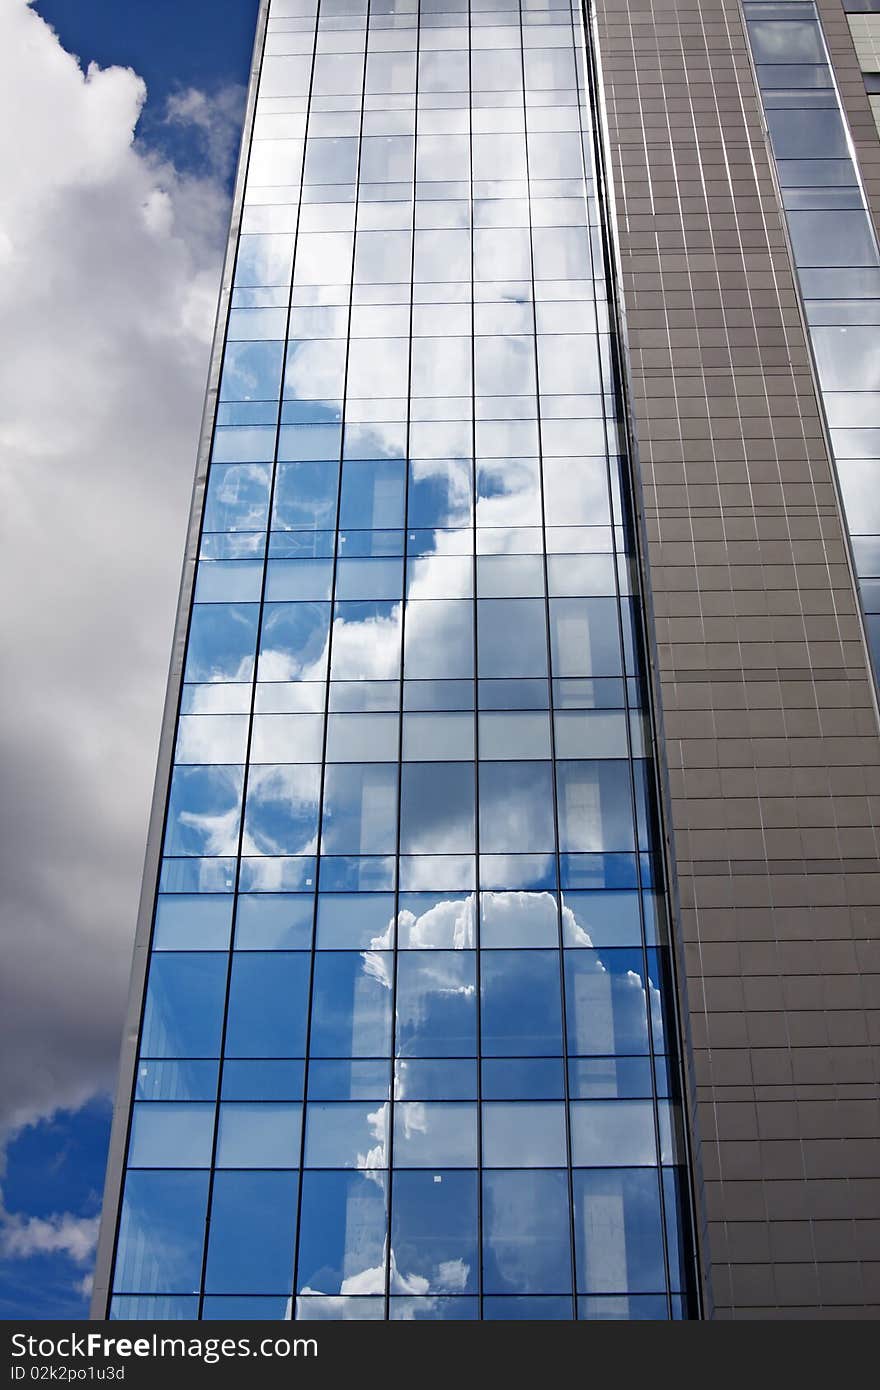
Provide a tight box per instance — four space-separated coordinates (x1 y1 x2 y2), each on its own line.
106 0 697 1321
847 10 880 73
745 0 880 680
843 11 880 138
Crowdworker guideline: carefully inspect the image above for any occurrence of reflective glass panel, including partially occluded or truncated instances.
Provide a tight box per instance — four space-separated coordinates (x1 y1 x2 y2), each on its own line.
112 0 697 1323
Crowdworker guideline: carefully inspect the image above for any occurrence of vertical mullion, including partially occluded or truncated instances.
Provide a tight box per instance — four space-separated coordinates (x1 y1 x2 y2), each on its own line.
517 0 578 1321
576 0 679 1316
290 0 374 1320
196 0 322 1321
467 0 484 1325
576 0 675 1317
385 0 421 1324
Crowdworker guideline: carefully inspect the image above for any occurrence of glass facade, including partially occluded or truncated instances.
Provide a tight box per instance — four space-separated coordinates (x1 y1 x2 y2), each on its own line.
745 0 880 682
104 0 699 1321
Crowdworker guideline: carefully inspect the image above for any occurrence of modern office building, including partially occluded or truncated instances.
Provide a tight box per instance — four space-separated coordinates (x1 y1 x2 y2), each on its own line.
92 0 880 1321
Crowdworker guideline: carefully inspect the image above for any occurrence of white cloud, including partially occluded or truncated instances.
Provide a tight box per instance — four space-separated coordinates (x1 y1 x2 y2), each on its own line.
164 83 248 179
0 2 237 1148
1 1210 100 1266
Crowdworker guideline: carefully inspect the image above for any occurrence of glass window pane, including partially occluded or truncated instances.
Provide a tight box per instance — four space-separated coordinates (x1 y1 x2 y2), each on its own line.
472 458 542 528
478 711 551 760
202 1296 290 1320
542 459 609 527
304 1101 390 1168
127 1104 215 1168
483 1295 572 1320
335 557 403 601
478 762 556 854
309 952 393 1057
767 106 848 158
322 764 398 855
408 460 473 529
400 763 475 854
395 1058 478 1101
477 555 545 598
134 1057 217 1105
325 713 400 763
111 1296 199 1319
390 1170 478 1295
405 600 474 678
175 711 250 767
331 602 402 681
339 459 406 529
554 710 629 759
482 1170 572 1295
235 234 295 288
577 1293 670 1320
234 895 313 950
480 950 563 1057
478 600 547 678
250 716 324 764
296 1171 388 1296
556 760 635 853
407 553 473 599
549 598 622 677
569 1100 657 1167
812 324 880 391
402 712 475 761
389 1293 478 1318
482 1058 565 1102
393 1102 478 1167
113 1171 208 1294
573 1169 665 1295
395 952 477 1057
153 895 233 951
397 892 476 949
480 890 558 947
205 1171 299 1295
216 1103 303 1167
537 336 601 395
185 605 259 684
308 1059 390 1102
565 949 651 1056
266 558 333 602
220 339 284 402
225 953 310 1058
295 1295 385 1319
482 1102 567 1167
315 893 395 950
243 764 321 856
273 461 339 531
141 954 227 1059
747 18 824 64
205 464 272 530
787 209 878 267
221 1059 303 1102
164 766 244 858
561 890 642 948
258 603 331 682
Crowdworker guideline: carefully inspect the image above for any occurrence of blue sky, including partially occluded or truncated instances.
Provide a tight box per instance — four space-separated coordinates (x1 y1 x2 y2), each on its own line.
0 1103 112 1320
35 0 260 180
0 0 258 1321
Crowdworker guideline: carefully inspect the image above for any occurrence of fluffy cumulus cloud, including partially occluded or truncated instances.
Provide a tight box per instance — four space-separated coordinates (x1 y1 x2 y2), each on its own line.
0 0 239 1241
1 1212 101 1266
164 83 248 180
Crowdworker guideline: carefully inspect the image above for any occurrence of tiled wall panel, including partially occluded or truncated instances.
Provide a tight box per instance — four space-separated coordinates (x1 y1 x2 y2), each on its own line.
593 0 880 1319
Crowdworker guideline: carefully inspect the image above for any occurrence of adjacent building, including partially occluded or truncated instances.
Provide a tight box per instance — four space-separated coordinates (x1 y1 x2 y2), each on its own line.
92 0 880 1320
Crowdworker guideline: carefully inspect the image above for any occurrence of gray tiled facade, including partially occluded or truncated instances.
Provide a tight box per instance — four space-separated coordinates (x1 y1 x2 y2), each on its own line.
593 0 880 1319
